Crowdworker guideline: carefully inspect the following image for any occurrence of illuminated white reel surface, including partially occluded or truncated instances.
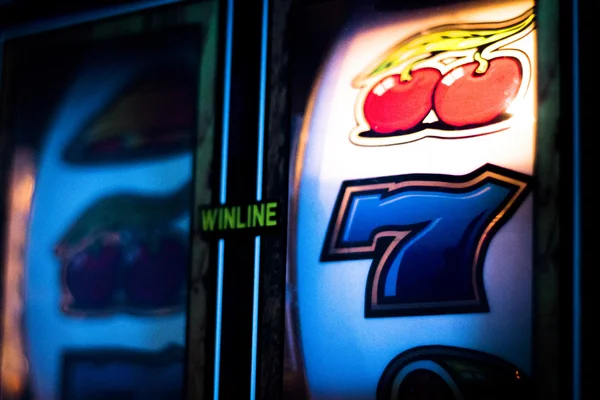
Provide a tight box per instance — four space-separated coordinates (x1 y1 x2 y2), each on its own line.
291 1 536 399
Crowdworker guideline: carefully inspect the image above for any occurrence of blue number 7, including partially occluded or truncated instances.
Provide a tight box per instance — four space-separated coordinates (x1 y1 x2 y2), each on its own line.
320 164 531 318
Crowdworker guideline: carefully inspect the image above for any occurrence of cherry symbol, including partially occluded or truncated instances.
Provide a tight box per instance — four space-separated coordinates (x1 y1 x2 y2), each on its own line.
363 68 441 134
433 57 522 127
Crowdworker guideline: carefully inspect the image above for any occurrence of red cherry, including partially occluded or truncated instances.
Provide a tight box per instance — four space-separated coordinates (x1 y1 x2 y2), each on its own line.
433 57 522 127
363 68 441 134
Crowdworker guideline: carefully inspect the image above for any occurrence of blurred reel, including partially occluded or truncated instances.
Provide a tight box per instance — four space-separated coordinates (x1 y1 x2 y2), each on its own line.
378 346 531 400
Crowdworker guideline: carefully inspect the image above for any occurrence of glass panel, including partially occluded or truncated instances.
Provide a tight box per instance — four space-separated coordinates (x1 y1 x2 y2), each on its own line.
0 2 219 399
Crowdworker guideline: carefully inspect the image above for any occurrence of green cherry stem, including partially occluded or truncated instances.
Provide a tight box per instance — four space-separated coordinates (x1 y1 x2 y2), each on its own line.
474 52 490 74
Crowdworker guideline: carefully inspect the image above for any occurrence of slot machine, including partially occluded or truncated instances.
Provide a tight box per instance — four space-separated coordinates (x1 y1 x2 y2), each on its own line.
1 0 587 399
189 0 586 398
0 1 220 399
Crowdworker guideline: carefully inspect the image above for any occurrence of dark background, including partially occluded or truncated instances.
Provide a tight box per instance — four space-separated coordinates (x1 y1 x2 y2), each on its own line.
0 0 144 27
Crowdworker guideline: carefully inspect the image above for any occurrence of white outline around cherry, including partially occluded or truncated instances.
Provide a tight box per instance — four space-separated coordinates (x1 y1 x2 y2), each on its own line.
350 24 535 147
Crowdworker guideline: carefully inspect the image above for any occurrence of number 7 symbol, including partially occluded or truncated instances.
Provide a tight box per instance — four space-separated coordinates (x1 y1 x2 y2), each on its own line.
320 164 531 318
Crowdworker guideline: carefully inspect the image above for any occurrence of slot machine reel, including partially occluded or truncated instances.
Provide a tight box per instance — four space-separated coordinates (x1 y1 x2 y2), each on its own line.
286 1 536 398
377 346 531 400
